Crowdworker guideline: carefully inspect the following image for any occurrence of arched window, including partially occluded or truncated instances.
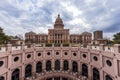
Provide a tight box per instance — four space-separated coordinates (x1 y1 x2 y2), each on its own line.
46 60 52 71
55 60 60 70
63 60 69 71
54 77 60 80
93 68 100 80
25 64 32 78
0 61 4 67
0 76 4 80
82 64 88 77
46 78 52 80
11 69 20 80
105 75 113 80
62 78 68 80
36 61 42 73
72 61 78 72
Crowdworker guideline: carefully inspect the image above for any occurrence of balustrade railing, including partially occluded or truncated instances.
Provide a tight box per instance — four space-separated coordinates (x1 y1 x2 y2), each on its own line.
24 69 88 80
0 43 120 53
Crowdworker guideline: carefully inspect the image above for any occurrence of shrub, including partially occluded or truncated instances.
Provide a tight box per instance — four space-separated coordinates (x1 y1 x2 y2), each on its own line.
45 43 52 47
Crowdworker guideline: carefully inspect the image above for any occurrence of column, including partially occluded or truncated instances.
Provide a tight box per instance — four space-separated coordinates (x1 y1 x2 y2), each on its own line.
88 65 92 80
32 61 36 76
21 65 25 80
21 44 25 80
7 44 12 80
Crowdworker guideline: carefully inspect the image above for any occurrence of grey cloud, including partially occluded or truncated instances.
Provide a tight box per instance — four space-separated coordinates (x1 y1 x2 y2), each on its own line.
0 3 23 18
0 0 120 38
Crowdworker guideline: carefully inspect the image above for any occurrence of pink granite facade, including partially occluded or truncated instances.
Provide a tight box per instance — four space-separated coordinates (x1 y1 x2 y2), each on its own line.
0 43 120 80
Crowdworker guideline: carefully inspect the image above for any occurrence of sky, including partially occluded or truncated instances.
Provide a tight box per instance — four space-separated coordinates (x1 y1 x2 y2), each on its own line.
0 0 120 39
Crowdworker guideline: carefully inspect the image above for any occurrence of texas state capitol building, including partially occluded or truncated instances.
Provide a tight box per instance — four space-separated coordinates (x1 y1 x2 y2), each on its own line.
0 14 120 80
25 14 92 45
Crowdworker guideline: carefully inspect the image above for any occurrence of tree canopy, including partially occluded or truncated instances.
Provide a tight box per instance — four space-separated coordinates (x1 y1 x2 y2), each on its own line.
113 32 120 44
0 27 10 44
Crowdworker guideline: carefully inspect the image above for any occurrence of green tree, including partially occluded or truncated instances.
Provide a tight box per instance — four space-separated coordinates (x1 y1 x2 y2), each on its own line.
0 27 10 44
113 32 120 44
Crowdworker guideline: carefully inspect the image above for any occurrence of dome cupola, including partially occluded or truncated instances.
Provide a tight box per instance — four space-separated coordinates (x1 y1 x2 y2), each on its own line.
54 14 64 29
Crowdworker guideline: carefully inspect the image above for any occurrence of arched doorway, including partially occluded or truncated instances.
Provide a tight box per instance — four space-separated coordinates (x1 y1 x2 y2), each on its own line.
82 64 88 77
63 60 69 71
55 60 60 70
93 68 100 80
46 60 52 71
25 64 32 78
72 61 78 72
36 61 42 73
105 75 113 80
11 69 20 80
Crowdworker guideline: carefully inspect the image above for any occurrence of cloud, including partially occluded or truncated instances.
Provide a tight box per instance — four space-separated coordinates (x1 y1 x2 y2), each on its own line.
0 0 120 39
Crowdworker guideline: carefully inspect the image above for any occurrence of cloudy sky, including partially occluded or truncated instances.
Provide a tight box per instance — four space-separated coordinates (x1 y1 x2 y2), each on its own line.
0 0 120 39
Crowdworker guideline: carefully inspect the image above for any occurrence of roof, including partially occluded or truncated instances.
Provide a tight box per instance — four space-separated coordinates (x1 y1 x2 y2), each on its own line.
82 32 91 35
26 31 36 34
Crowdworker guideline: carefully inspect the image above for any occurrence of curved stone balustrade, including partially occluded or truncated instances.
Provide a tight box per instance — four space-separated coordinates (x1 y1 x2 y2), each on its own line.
0 44 120 80
24 70 88 80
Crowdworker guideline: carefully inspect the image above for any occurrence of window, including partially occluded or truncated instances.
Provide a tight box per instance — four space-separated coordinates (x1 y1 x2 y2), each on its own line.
20 42 23 44
54 77 60 80
64 52 68 55
72 61 78 72
38 53 41 56
106 60 112 67
73 53 77 56
83 54 86 58
105 75 112 80
63 60 69 71
93 68 100 80
56 52 59 55
62 78 68 80
47 52 50 55
46 78 52 80
46 60 52 71
108 47 110 50
0 76 4 80
55 60 60 70
27 54 31 58
25 64 32 78
11 69 20 80
0 61 4 67
93 56 98 61
36 62 42 73
14 57 19 62
82 64 88 77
